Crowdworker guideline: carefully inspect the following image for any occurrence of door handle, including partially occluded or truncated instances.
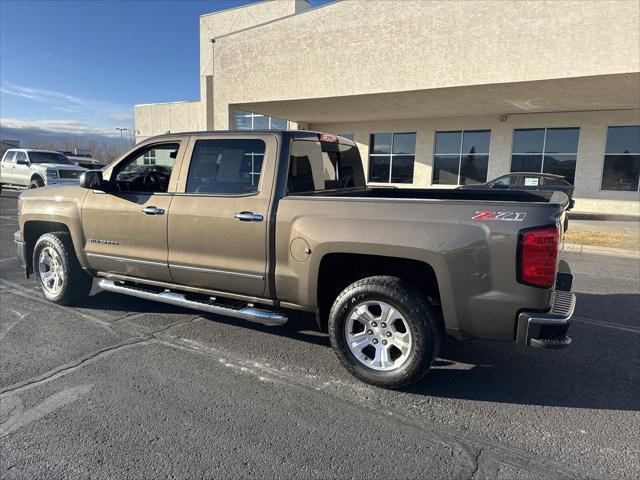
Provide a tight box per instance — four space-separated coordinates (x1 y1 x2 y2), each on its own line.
142 206 165 215
234 211 263 222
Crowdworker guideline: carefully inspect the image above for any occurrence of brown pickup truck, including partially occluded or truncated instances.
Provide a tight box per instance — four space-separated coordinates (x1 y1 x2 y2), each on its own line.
15 130 576 388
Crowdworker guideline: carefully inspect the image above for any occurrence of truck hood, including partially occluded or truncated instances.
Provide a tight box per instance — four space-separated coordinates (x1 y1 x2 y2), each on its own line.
31 163 88 171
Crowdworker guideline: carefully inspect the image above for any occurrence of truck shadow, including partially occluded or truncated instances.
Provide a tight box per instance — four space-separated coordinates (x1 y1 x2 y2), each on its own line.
75 290 639 411
412 292 640 411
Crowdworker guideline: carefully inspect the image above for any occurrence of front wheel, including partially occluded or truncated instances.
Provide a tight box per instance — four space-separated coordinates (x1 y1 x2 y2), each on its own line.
328 276 441 389
30 177 44 189
33 232 92 305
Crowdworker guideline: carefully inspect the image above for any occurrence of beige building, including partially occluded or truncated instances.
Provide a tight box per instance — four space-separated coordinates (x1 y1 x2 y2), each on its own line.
135 0 640 215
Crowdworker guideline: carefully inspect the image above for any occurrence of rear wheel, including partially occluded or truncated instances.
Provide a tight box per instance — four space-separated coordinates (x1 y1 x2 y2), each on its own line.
30 177 44 189
328 276 441 389
33 232 92 305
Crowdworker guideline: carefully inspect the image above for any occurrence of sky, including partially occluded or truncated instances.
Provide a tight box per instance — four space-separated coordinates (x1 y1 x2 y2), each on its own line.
0 0 331 147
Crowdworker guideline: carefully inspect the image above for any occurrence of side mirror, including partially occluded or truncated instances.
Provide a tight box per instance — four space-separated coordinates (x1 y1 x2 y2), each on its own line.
16 157 29 166
80 170 105 190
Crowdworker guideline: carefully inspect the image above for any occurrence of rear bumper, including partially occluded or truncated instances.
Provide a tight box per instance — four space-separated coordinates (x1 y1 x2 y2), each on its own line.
516 263 575 349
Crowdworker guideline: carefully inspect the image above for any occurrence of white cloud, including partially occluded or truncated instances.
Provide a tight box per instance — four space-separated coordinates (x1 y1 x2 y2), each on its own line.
1 82 87 106
110 112 134 121
0 81 133 127
0 117 122 138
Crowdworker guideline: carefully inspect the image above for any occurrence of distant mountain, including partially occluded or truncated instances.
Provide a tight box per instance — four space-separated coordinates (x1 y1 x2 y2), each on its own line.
0 125 127 148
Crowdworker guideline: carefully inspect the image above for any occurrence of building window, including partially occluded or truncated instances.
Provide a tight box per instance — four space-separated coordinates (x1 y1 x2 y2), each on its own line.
511 128 579 184
236 110 288 130
143 151 156 165
368 132 416 183
245 150 264 187
601 126 640 191
433 130 490 185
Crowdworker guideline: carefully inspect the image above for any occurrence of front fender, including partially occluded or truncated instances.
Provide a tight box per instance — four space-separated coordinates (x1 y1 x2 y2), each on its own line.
19 186 89 269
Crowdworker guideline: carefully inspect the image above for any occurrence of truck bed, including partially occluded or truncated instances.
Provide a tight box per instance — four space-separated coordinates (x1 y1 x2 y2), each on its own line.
293 187 559 204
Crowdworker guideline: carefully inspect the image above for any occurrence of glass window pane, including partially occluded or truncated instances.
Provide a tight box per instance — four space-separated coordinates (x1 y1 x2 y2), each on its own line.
544 128 579 154
236 110 251 117
391 155 414 183
605 126 640 154
289 140 322 192
511 154 543 173
392 133 416 154
432 155 460 185
512 129 545 154
460 154 489 185
601 154 640 191
270 117 288 130
462 130 490 155
186 139 265 194
236 115 252 130
435 131 461 154
491 175 519 187
368 155 391 182
370 133 392 154
252 115 269 130
542 154 576 184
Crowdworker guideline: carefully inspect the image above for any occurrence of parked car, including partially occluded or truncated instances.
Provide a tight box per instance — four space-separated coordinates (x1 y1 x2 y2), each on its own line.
459 172 575 209
0 149 88 191
14 131 575 388
65 154 106 170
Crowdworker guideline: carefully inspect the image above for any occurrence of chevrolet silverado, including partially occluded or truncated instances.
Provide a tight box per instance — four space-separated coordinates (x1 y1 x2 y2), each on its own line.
15 130 576 388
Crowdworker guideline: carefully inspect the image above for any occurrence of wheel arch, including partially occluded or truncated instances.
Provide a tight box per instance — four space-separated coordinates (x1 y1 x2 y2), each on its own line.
30 173 45 186
23 221 74 275
315 252 444 331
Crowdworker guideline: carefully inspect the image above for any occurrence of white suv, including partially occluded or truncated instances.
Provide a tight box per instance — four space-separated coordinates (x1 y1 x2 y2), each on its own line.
0 149 88 191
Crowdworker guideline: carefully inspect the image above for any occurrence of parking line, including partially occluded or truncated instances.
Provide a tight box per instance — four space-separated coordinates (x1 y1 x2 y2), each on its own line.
573 316 640 334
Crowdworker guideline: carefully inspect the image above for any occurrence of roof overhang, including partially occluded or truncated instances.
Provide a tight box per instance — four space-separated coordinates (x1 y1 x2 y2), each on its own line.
236 73 640 124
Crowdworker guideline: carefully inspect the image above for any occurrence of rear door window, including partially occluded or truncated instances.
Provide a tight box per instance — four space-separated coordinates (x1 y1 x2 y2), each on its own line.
491 175 518 187
523 175 542 187
186 139 266 194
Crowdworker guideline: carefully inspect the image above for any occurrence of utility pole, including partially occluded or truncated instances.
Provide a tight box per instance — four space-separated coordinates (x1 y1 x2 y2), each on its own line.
115 127 128 153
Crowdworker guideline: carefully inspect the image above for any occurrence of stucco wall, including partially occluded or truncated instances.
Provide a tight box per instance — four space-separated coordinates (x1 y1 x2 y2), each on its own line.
310 109 640 215
134 101 201 142
212 0 640 128
200 0 309 129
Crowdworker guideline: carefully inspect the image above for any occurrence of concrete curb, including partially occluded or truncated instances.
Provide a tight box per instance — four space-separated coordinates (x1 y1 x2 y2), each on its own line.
562 243 639 258
567 212 639 222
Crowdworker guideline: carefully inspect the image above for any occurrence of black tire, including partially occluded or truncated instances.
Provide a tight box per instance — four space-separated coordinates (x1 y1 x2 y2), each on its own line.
33 232 92 305
328 275 441 389
30 177 44 188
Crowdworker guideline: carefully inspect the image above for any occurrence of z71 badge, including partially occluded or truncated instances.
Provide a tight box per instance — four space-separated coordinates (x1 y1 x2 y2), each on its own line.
471 211 527 222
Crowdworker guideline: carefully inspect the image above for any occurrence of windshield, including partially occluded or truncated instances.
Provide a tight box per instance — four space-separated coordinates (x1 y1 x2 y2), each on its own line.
28 152 72 165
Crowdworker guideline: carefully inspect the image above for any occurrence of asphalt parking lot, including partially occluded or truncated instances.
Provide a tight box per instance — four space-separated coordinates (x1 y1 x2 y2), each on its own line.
1 189 638 479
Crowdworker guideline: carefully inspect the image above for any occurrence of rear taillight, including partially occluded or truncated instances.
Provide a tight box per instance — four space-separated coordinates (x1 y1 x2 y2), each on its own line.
518 226 559 288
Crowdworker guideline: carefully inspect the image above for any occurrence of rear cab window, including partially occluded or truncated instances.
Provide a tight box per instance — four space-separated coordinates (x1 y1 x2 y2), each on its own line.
287 137 365 194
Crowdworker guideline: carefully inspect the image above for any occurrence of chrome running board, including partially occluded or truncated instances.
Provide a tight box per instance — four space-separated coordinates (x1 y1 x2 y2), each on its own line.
98 279 287 326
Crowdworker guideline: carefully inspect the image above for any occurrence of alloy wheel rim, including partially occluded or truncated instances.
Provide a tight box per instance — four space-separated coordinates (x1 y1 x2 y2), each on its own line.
344 300 412 371
38 246 65 294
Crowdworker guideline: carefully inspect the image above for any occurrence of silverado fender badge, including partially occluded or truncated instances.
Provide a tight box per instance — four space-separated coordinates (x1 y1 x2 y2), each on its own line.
472 211 527 222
